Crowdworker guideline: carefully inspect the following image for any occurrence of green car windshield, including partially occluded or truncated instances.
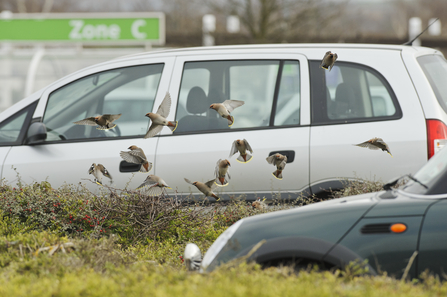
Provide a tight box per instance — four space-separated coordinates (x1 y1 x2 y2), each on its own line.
402 146 447 195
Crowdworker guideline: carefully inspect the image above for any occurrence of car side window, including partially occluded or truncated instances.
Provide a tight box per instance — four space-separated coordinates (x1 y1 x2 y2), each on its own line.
174 60 300 133
310 61 401 125
0 102 37 146
43 64 164 141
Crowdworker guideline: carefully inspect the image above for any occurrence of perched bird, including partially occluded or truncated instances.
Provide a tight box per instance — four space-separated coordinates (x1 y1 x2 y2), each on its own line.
88 163 112 185
144 92 178 138
229 139 253 163
184 178 220 201
320 51 338 71
354 137 393 157
74 114 122 130
266 153 287 180
210 99 245 127
119 145 152 173
215 159 231 186
184 243 202 271
136 174 172 196
252 198 267 210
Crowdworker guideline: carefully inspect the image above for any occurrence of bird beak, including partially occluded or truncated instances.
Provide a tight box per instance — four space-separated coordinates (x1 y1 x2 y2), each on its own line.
145 113 150 117
228 161 231 166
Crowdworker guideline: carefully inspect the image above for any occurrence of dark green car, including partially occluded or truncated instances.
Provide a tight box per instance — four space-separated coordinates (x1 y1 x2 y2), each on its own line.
189 146 447 279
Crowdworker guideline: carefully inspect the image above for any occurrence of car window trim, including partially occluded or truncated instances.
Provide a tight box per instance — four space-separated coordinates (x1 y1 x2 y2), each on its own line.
269 60 284 126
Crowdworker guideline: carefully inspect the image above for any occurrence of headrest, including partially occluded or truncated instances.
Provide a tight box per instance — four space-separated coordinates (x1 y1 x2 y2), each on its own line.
186 86 208 114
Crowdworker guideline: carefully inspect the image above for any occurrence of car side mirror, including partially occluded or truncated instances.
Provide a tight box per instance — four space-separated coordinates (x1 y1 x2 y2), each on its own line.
26 122 47 144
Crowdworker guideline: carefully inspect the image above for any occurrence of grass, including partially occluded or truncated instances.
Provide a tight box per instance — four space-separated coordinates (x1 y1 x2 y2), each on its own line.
0 179 445 296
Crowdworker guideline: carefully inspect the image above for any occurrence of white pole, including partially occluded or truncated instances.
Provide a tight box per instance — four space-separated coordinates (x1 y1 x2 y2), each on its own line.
25 45 45 97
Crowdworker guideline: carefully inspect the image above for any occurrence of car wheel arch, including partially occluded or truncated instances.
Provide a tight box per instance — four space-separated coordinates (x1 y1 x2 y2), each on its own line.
241 236 377 275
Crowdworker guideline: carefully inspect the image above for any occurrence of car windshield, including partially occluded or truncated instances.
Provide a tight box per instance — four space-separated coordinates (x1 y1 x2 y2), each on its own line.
402 146 447 195
417 54 447 114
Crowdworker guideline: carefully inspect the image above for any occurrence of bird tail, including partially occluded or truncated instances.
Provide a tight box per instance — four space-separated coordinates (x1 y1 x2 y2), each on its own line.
167 121 178 132
237 153 253 163
215 177 229 187
211 193 220 201
272 170 283 180
227 115 234 127
387 151 393 157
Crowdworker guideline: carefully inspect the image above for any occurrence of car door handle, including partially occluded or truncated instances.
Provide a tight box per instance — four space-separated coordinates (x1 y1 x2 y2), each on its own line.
268 151 295 163
119 161 141 173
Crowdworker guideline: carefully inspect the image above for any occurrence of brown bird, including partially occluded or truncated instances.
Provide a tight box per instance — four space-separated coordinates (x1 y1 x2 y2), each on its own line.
215 159 231 186
210 99 245 127
185 178 220 201
266 153 287 180
229 139 253 163
74 114 121 130
119 145 152 173
354 137 393 157
136 174 172 196
144 92 178 138
252 198 267 210
88 163 112 185
320 51 338 71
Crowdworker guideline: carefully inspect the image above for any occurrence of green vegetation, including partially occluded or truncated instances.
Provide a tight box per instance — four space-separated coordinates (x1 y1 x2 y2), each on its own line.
0 180 445 296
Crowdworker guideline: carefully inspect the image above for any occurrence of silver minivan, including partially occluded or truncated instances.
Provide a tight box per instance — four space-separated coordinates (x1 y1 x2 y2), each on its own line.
1 44 446 200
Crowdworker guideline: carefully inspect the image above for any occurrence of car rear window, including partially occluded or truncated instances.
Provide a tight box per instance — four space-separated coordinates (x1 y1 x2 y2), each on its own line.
417 55 447 114
310 61 402 125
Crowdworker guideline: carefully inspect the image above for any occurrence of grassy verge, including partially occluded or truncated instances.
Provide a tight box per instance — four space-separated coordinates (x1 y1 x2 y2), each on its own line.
0 180 445 296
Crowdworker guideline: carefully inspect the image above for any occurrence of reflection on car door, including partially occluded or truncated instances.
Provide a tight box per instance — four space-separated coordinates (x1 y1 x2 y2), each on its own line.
2 58 174 191
155 53 310 200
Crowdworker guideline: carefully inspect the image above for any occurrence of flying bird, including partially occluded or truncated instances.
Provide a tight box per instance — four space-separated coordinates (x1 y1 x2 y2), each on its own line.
144 92 178 138
354 137 393 157
119 145 152 173
184 243 202 271
252 198 267 210
74 114 121 130
320 51 338 71
215 159 231 186
88 163 112 185
184 178 220 201
266 153 287 180
210 99 244 127
229 139 253 163
136 174 172 196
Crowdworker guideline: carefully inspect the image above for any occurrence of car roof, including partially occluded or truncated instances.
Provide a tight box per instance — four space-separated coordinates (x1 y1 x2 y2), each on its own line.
118 43 440 60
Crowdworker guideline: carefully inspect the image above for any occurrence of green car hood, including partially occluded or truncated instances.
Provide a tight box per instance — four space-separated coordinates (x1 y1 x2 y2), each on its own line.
206 193 378 271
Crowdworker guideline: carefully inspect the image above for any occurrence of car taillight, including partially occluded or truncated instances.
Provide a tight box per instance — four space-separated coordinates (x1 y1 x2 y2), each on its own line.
426 119 447 159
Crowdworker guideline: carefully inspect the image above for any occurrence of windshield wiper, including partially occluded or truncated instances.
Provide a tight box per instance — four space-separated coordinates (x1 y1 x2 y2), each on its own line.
383 174 428 191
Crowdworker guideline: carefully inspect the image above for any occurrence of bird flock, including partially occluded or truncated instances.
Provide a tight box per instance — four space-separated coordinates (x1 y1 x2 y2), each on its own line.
75 51 392 203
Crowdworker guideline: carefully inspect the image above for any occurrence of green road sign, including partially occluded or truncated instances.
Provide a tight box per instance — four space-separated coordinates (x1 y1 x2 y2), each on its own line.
0 13 165 44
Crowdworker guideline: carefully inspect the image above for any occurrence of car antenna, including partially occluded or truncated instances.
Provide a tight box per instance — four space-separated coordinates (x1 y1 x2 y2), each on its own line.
403 18 439 46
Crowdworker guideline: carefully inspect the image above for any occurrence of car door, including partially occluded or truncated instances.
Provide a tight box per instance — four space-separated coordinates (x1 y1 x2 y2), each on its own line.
2 56 174 191
155 52 310 201
309 50 427 195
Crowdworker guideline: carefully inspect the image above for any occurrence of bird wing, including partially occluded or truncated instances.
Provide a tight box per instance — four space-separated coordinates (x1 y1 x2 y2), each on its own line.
320 51 331 68
205 179 217 190
120 151 142 164
156 92 172 118
144 123 163 139
222 100 244 113
266 155 276 164
88 164 95 174
145 186 164 197
243 139 253 153
229 140 239 157
102 114 122 122
333 53 338 61
355 140 380 150
137 176 158 190
214 159 222 178
184 178 194 185
128 149 146 161
74 117 97 126
98 164 112 179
